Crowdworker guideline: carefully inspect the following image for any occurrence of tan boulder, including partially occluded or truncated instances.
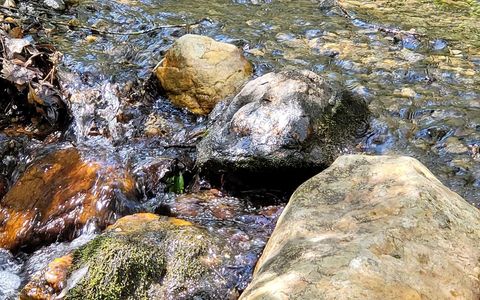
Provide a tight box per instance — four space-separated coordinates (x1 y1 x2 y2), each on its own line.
155 34 252 115
240 155 480 300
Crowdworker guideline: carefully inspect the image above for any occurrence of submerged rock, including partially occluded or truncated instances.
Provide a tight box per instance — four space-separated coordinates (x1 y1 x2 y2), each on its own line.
0 147 138 252
21 254 73 300
197 70 369 184
240 155 480 299
155 34 253 115
22 213 240 300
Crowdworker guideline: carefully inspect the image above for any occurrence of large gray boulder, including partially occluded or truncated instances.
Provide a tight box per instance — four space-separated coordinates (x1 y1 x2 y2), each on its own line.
197 70 369 174
240 155 480 299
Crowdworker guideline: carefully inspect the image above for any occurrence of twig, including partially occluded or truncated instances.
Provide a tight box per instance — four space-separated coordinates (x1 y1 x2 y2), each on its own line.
163 143 196 149
337 3 353 19
0 4 18 12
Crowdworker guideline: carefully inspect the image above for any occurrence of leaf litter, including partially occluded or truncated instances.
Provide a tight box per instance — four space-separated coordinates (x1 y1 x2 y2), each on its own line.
0 13 69 138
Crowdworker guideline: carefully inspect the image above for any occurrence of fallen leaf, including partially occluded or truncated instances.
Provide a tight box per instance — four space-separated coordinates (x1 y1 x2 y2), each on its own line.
28 82 65 125
8 27 23 38
28 83 44 105
1 58 37 85
4 37 30 58
4 17 16 24
3 0 15 8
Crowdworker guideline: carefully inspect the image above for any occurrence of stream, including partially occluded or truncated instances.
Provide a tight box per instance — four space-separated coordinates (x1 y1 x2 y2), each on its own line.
1 0 480 298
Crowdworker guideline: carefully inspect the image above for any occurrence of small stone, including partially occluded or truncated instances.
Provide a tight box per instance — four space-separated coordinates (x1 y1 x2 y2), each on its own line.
85 35 98 43
245 48 265 56
396 87 417 98
443 137 468 154
450 49 462 56
43 0 65 10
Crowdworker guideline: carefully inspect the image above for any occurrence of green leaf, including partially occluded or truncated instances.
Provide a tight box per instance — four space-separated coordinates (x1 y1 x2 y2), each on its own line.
172 172 184 194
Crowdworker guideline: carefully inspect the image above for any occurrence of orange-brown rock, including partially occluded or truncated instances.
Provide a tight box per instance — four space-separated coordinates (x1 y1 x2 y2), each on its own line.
155 34 252 115
107 213 193 234
20 254 73 300
0 147 137 252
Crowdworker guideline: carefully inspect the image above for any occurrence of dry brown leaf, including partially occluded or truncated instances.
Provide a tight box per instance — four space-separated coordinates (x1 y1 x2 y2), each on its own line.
28 83 44 105
9 27 23 39
28 82 65 124
4 37 30 58
3 0 16 8
1 59 37 85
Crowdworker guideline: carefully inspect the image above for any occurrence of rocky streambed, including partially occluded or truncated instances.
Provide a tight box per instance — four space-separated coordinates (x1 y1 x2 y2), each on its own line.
0 0 480 299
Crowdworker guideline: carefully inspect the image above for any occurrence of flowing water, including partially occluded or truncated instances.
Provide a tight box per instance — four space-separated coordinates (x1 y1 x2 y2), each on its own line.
2 0 480 298
37 0 480 203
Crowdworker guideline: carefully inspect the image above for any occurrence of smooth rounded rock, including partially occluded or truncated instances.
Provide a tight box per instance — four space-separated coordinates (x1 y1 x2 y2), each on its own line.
155 34 252 115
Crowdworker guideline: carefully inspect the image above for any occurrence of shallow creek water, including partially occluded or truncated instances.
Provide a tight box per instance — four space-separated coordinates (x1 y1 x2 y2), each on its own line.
41 0 480 204
1 0 480 298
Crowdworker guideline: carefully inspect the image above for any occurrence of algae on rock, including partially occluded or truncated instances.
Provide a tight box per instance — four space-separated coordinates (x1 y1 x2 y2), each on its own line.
22 214 239 300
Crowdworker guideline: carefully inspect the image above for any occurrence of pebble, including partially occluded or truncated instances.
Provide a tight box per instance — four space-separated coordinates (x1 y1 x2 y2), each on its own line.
43 0 65 10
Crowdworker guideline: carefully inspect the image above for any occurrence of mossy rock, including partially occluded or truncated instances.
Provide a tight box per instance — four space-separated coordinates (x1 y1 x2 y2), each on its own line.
66 233 163 300
62 214 235 300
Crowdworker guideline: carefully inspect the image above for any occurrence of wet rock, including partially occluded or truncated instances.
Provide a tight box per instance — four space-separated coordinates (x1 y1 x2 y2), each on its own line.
314 0 337 9
197 70 369 184
155 34 253 115
43 0 65 10
21 254 73 300
22 213 240 299
0 147 138 252
143 113 171 137
132 156 175 197
157 190 284 291
240 155 480 299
